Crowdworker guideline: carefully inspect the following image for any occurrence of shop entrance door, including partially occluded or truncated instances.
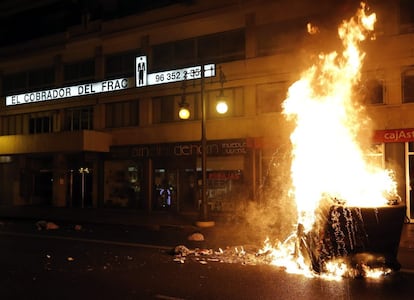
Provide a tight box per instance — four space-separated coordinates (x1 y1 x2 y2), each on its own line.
68 168 93 208
406 142 414 223
153 168 177 210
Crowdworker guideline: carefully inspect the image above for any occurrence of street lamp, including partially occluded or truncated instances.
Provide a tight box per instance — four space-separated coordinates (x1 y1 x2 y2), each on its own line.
179 66 227 227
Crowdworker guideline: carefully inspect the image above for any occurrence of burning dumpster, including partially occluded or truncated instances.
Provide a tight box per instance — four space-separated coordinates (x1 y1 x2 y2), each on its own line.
297 202 405 277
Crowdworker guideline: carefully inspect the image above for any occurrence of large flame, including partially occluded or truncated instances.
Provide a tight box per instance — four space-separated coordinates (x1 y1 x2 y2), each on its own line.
282 3 397 230
261 3 400 279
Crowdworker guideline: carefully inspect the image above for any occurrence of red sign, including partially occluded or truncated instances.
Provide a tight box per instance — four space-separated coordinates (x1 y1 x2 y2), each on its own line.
372 128 414 143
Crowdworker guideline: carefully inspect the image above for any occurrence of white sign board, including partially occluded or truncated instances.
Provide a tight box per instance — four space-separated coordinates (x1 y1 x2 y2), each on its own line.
136 56 147 87
5 55 217 106
146 64 215 86
6 78 131 106
135 55 216 87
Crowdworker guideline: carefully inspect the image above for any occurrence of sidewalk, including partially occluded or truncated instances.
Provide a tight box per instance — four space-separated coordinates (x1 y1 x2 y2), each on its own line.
0 205 201 229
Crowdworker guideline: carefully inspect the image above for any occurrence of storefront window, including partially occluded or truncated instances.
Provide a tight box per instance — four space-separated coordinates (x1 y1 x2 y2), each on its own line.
153 169 176 210
206 170 243 211
104 160 143 208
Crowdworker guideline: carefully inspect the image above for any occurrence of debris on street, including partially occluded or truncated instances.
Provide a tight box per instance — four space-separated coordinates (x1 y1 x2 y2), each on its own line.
74 224 82 231
172 244 268 266
187 232 204 241
36 220 59 230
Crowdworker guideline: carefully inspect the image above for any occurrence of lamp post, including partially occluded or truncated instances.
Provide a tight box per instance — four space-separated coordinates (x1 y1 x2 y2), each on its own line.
179 66 227 227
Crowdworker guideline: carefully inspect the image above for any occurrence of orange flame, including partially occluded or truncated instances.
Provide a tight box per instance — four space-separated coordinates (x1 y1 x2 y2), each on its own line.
262 3 399 279
282 2 396 230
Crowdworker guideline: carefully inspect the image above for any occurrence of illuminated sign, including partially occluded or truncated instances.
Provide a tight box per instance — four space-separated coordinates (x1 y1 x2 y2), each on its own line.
372 128 414 143
5 55 216 106
146 64 215 86
6 78 131 106
136 55 215 87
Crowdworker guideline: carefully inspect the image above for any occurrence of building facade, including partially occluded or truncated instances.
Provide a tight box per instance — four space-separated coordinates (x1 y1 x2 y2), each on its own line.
1 0 414 222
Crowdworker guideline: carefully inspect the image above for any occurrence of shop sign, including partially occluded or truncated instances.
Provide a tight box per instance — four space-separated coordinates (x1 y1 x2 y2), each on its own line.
372 128 414 143
110 139 248 159
135 55 215 87
6 78 131 106
208 171 242 180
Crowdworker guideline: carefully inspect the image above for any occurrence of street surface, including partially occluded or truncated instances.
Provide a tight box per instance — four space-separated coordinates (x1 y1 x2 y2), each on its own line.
0 219 413 300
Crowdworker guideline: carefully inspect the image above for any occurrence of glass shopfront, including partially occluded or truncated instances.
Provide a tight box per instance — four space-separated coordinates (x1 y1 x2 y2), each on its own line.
104 160 144 209
105 139 251 212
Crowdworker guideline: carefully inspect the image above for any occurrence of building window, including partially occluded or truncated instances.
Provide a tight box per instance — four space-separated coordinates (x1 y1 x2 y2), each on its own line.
366 144 385 169
152 39 196 71
198 29 245 64
400 0 414 33
65 107 93 131
256 82 288 114
105 51 138 79
361 79 384 105
2 67 55 95
402 68 414 103
106 101 139 128
0 115 25 135
152 95 177 123
64 59 95 84
257 19 307 56
151 29 245 71
29 116 53 134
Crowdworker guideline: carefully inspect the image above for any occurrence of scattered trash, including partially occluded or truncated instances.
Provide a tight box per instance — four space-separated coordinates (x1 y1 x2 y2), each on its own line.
173 245 193 257
173 257 185 264
172 244 268 266
36 220 59 230
187 232 204 241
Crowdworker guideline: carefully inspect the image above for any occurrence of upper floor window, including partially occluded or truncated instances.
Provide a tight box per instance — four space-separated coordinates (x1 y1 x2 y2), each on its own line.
198 29 245 64
152 95 178 123
400 0 414 33
257 19 307 56
152 39 196 71
2 67 54 95
29 116 53 134
151 29 245 72
0 114 26 136
402 68 414 103
256 82 289 114
106 100 139 128
1 111 57 135
362 79 384 105
64 107 93 131
105 51 139 79
64 59 95 84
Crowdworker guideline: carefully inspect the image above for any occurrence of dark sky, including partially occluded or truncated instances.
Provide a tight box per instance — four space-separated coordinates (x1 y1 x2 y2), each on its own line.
0 0 191 47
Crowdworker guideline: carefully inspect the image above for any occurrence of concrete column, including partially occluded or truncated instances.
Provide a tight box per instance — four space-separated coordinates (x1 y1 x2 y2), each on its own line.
52 154 67 207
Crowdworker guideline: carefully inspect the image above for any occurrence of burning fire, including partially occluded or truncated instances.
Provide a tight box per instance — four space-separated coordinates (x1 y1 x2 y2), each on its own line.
263 3 400 279
283 2 396 229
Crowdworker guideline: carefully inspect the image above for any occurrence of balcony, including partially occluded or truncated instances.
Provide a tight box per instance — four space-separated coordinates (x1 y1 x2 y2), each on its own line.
0 130 112 155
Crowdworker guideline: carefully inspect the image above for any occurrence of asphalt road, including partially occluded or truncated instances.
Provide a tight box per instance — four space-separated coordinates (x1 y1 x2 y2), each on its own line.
0 220 414 300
